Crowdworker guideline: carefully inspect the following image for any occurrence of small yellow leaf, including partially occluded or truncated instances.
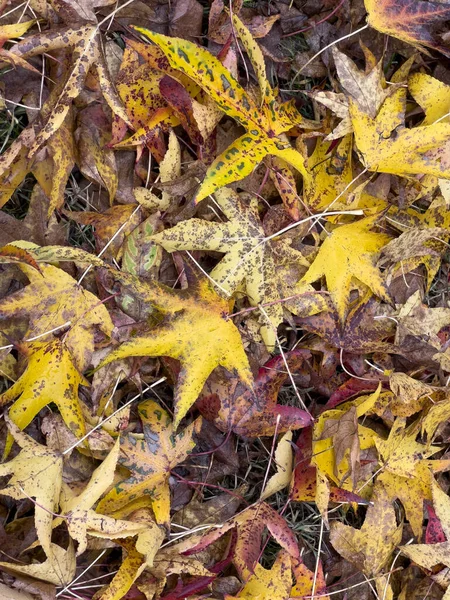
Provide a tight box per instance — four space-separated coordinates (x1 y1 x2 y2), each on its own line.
260 431 293 500
302 216 391 321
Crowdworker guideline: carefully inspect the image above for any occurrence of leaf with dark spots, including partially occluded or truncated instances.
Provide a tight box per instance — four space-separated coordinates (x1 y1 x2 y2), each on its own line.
295 295 396 354
96 399 201 525
0 339 87 457
197 350 313 437
177 502 300 579
0 250 113 370
152 186 321 349
98 264 253 427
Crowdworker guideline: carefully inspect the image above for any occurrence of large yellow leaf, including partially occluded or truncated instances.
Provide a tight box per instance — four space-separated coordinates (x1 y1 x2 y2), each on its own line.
0 253 113 370
134 23 307 201
301 216 391 321
0 339 87 456
330 481 403 577
98 267 253 425
151 187 314 349
96 399 201 523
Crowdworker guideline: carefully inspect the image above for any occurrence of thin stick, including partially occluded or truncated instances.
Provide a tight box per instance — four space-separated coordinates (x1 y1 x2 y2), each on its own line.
311 517 324 600
291 24 369 84
56 550 107 598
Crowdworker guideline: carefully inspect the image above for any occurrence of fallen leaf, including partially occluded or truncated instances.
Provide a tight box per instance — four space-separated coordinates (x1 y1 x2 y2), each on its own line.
301 216 391 321
96 398 201 524
260 431 294 500
330 481 403 576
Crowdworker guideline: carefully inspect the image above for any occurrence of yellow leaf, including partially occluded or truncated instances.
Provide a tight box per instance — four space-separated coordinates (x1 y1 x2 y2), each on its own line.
408 73 450 126
0 420 62 560
0 340 87 457
400 478 450 571
350 87 450 178
134 27 306 201
300 135 353 211
152 186 313 349
261 431 293 500
0 255 113 370
96 399 201 523
0 543 76 587
227 550 293 600
330 482 402 576
98 267 253 425
375 418 441 479
302 216 391 321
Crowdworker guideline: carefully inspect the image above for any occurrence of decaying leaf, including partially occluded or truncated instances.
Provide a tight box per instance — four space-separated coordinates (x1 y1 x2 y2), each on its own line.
330 482 403 576
97 399 201 523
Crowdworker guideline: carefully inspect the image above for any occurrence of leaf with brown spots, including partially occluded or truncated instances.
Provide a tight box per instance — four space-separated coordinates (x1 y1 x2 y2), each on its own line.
96 399 201 525
177 502 300 579
0 419 63 562
330 481 403 577
0 24 130 204
151 186 320 349
0 248 113 370
56 438 158 556
400 477 450 571
197 351 313 437
0 339 88 457
134 17 308 201
365 0 450 57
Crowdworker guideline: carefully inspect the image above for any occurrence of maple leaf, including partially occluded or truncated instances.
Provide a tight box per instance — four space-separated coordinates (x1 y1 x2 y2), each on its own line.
350 85 450 179
364 0 450 57
0 247 113 370
197 351 313 437
301 216 391 321
0 419 62 562
178 502 300 579
330 481 403 577
98 265 253 426
134 14 308 201
295 295 397 354
0 25 130 214
0 339 87 457
96 399 201 524
151 187 311 349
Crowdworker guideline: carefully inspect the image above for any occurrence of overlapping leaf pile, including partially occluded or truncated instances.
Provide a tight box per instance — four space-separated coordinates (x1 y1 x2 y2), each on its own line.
1 0 450 598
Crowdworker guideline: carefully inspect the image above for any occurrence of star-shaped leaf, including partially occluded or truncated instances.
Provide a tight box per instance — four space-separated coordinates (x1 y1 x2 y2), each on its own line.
98 264 253 426
152 187 310 348
301 216 391 321
96 399 201 524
